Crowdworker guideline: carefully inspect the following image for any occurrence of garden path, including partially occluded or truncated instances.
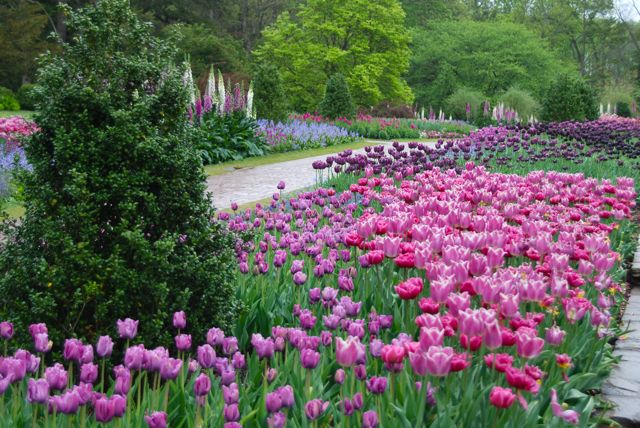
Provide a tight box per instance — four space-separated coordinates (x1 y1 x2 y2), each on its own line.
206 140 436 209
602 235 640 426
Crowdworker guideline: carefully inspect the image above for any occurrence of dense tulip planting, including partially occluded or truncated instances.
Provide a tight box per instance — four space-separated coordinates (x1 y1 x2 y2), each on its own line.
256 120 360 152
1 149 636 426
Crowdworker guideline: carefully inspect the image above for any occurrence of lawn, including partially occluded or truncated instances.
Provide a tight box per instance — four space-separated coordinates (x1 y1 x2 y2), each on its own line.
0 110 34 119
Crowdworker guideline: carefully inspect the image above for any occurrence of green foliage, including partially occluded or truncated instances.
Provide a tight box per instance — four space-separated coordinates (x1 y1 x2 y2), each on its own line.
253 62 289 121
163 23 248 79
0 87 20 111
0 1 54 91
255 0 413 111
191 112 267 164
319 74 356 119
616 101 632 118
16 84 37 111
542 74 599 122
444 87 485 120
0 0 238 349
499 87 540 119
408 20 573 110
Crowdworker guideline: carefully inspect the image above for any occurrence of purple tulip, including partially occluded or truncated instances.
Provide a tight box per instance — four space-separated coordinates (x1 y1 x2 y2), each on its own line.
34 333 52 353
80 362 99 384
366 376 388 394
363 410 379 428
160 357 182 381
27 378 49 404
49 390 80 414
173 311 187 329
96 335 114 358
197 344 216 368
335 368 345 384
124 345 145 370
63 338 84 362
266 391 283 413
113 365 131 395
224 403 240 421
305 399 329 420
267 368 277 383
112 394 126 417
206 327 225 346
45 363 68 390
145 411 168 428
232 351 246 369
29 323 47 338
268 411 287 428
116 318 138 340
300 348 320 369
94 396 115 422
278 385 295 408
222 383 239 404
0 321 13 340
222 336 238 355
251 334 275 359
175 334 192 351
194 373 211 398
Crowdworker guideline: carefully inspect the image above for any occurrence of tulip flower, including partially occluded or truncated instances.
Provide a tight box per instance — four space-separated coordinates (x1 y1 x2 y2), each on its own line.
489 386 516 409
173 311 187 329
116 318 138 340
145 411 168 428
305 399 329 420
395 277 423 300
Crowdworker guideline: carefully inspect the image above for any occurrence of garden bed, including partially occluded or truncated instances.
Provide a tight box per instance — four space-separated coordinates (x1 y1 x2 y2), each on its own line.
0 118 638 426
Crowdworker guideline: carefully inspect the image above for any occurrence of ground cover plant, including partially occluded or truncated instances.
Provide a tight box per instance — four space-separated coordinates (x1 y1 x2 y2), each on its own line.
0 116 35 208
0 116 637 427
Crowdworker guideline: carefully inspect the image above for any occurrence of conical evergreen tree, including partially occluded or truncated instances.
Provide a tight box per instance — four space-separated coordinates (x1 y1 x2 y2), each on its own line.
319 74 356 119
0 0 237 348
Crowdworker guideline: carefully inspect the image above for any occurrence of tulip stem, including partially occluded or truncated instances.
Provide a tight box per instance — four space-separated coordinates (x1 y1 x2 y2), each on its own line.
305 370 311 400
416 376 429 427
100 359 106 394
31 404 38 428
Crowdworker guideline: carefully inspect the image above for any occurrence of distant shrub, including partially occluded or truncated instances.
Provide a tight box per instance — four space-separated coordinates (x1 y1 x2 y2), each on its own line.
319 74 355 119
616 101 632 118
368 102 415 119
16 84 38 110
0 87 20 111
253 62 289 122
499 87 540 119
542 74 598 122
444 88 484 120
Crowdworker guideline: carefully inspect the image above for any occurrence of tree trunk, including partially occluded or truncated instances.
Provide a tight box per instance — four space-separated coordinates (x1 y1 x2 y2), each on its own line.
55 0 68 42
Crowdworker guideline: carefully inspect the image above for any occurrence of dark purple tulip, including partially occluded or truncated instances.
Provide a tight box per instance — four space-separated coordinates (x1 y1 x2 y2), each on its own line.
341 398 355 415
0 321 13 339
355 364 367 380
251 334 275 359
27 378 49 404
145 411 168 428
224 403 240 421
222 383 239 404
300 349 320 369
277 180 286 190
80 362 99 384
173 311 187 329
96 335 114 358
353 392 363 410
366 376 388 394
174 334 191 351
194 373 211 397
116 318 138 340
266 391 283 413
112 394 126 417
220 366 236 385
363 410 379 428
305 399 329 420
197 344 216 368
321 330 332 347
94 396 115 422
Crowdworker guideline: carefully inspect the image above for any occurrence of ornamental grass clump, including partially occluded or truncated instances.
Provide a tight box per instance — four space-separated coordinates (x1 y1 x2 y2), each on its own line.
0 0 237 350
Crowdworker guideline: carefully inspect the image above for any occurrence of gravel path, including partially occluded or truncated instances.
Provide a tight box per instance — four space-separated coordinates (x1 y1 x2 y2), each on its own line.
206 141 409 209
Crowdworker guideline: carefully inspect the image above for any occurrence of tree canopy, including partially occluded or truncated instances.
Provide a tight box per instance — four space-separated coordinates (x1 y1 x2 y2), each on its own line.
408 20 574 109
254 0 413 111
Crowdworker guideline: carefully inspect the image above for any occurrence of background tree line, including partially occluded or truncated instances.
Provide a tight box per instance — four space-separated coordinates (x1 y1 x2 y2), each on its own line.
1 0 639 114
